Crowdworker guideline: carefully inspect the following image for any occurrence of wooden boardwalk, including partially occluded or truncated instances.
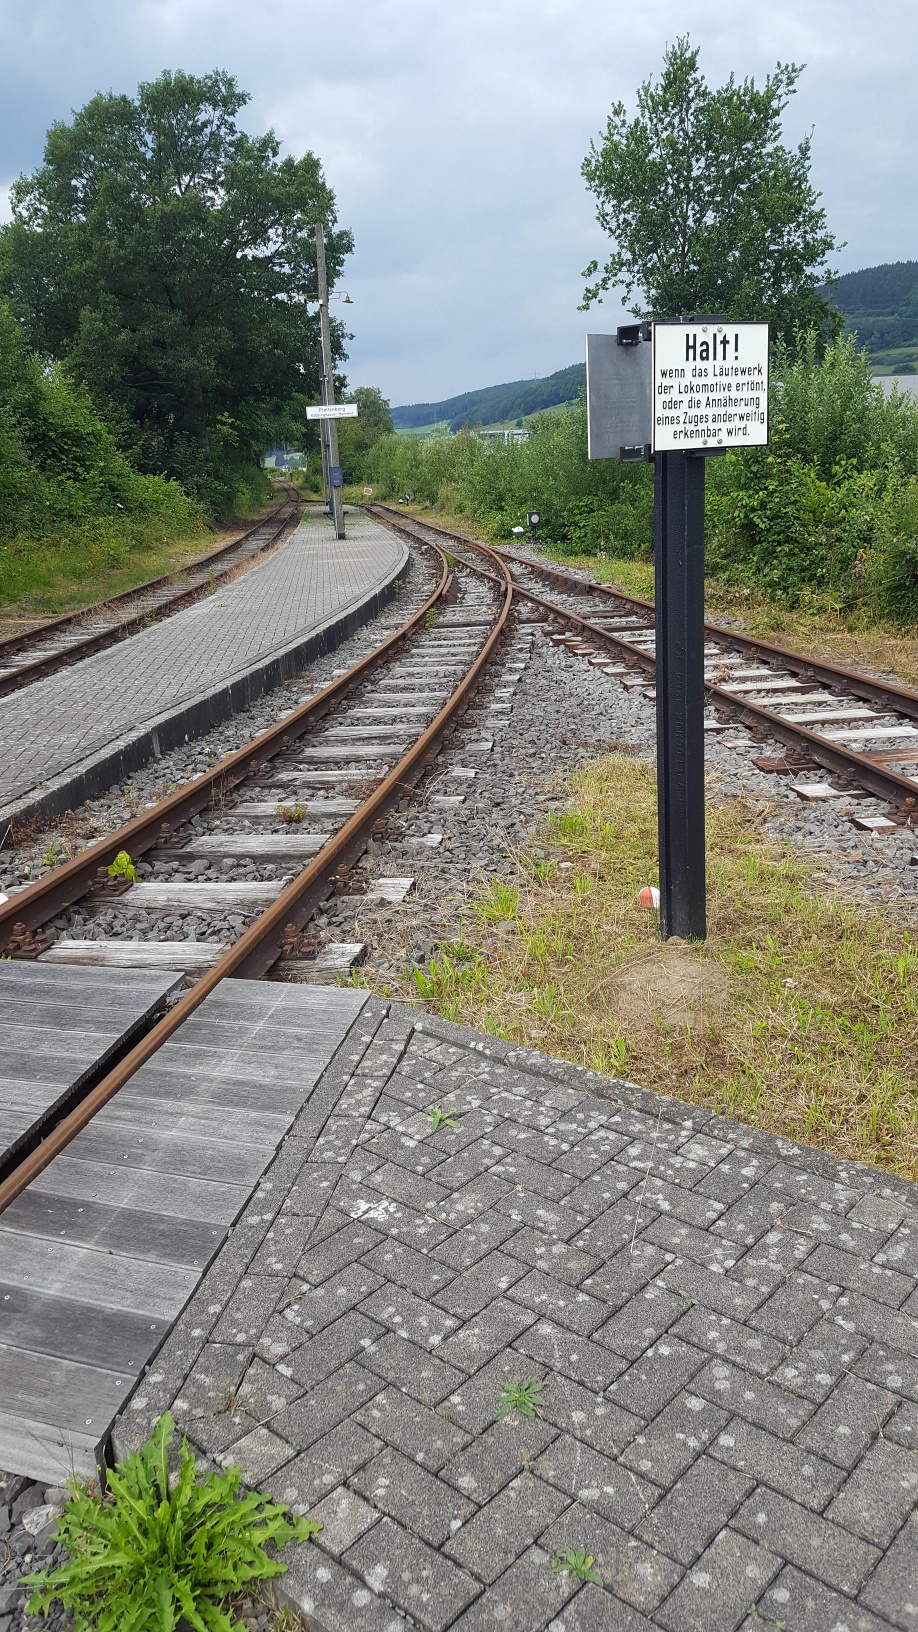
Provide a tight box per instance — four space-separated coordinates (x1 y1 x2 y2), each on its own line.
0 960 181 1172
0 975 369 1482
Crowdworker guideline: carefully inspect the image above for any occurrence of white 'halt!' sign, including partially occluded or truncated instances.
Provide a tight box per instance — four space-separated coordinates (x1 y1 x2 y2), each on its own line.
652 322 769 452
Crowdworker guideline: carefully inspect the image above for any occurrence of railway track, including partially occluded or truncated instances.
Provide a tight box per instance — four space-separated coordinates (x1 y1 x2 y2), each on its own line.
0 482 305 698
0 523 514 1214
368 506 918 825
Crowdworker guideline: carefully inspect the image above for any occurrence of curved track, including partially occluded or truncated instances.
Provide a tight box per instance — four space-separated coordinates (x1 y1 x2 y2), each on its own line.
368 506 918 818
0 483 305 698
0 527 514 1213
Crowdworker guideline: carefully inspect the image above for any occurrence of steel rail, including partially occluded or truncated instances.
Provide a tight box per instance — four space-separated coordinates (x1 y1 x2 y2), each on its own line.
0 547 447 937
0 538 514 1214
0 488 304 699
494 546 918 724
369 507 918 815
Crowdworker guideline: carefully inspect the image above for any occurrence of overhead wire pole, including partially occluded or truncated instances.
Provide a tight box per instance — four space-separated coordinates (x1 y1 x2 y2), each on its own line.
315 223 345 541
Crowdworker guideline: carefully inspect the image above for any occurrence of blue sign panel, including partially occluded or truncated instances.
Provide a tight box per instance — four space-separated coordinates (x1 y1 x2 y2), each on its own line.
329 466 344 488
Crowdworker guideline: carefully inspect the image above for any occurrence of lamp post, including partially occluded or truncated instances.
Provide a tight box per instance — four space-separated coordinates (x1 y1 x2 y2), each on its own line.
314 224 346 540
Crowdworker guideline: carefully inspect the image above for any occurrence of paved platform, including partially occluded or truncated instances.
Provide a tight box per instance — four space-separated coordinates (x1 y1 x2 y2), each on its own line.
111 998 918 1632
0 960 181 1170
0 509 408 829
0 978 368 1482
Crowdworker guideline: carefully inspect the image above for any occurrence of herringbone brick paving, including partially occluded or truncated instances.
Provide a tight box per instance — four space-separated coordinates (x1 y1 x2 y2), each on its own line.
116 999 918 1631
0 510 405 809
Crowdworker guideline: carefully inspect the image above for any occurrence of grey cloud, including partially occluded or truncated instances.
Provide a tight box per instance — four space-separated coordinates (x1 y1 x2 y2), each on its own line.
0 0 915 403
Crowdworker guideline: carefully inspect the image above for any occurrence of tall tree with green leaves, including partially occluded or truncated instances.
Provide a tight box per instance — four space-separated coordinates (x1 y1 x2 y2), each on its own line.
580 38 841 344
0 69 352 507
336 386 394 482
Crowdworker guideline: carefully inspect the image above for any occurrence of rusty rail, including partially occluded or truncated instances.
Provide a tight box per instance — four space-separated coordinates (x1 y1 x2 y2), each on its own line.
369 508 918 815
0 533 514 1214
0 487 304 699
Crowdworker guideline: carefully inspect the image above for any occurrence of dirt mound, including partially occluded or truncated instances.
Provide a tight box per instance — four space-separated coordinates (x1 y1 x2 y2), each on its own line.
598 944 732 1031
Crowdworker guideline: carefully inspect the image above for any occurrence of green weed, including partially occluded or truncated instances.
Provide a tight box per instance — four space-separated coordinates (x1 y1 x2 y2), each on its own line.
23 1412 319 1632
106 850 137 883
550 1549 600 1583
275 801 306 824
497 1378 544 1420
473 879 519 924
428 1106 460 1132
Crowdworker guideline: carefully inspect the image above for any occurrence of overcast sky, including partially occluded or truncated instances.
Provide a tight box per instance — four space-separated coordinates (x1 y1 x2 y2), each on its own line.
0 0 915 406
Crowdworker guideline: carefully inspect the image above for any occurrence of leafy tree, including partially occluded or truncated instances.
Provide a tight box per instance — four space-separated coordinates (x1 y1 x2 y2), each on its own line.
336 385 394 481
0 69 352 509
0 298 199 549
580 38 841 345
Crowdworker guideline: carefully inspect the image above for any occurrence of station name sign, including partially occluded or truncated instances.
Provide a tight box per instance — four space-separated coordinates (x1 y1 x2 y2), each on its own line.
652 322 769 452
306 403 359 420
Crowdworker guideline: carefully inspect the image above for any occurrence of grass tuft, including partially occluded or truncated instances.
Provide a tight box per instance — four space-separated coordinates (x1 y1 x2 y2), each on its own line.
411 753 918 1178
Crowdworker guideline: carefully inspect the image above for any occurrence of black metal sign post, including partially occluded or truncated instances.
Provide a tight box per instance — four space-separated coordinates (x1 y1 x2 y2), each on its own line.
587 315 769 943
654 448 707 940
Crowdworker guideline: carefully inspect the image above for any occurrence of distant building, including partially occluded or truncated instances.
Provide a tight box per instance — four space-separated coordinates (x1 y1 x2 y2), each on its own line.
479 427 529 444
263 447 305 469
873 375 918 398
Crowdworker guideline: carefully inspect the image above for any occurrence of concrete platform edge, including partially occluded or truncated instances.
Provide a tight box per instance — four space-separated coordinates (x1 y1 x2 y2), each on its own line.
0 541 408 835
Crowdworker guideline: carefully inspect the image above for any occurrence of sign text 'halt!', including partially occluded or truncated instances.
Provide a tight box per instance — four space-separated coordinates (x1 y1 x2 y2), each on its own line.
652 322 769 452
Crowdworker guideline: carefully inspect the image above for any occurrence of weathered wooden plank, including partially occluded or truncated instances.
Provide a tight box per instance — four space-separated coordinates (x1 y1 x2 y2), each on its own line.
0 1404 102 1485
91 881 284 912
98 1093 291 1146
166 1015 357 1056
316 942 366 972
115 1062 311 1112
320 723 414 740
0 1283 162 1373
178 832 329 858
0 1030 121 1064
0 962 182 999
0 1189 224 1269
0 1075 90 1116
200 979 367 1019
257 768 378 785
0 1109 31 1150
0 1343 130 1439
30 1156 251 1224
0 1231 196 1318
42 940 226 971
70 1120 274 1186
229 799 359 818
346 706 430 718
0 1003 161 1035
288 744 398 762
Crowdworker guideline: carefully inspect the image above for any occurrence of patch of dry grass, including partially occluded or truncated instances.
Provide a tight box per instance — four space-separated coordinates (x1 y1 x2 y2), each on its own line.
411 754 918 1178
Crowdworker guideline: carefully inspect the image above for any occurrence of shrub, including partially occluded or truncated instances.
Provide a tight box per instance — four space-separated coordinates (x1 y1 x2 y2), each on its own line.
366 406 654 557
361 331 918 621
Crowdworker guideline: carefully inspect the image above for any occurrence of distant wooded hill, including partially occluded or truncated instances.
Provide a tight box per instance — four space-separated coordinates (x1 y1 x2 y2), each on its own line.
831 261 918 366
391 361 586 433
391 263 918 434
